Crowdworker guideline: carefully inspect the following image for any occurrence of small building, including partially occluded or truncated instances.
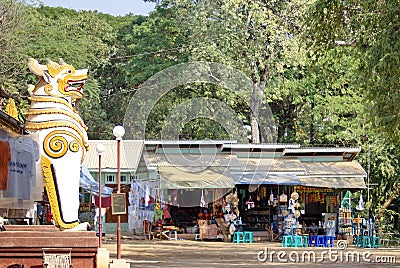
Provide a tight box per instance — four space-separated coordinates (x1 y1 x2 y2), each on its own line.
84 139 366 238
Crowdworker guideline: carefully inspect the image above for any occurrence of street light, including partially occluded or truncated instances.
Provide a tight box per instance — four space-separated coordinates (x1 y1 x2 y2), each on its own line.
113 125 125 259
96 143 105 248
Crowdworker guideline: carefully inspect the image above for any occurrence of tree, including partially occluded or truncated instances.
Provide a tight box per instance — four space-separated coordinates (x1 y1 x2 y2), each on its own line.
0 0 27 97
304 0 400 142
14 5 116 139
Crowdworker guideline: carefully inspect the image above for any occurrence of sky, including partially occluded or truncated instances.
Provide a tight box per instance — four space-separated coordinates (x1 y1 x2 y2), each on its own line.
39 0 156 16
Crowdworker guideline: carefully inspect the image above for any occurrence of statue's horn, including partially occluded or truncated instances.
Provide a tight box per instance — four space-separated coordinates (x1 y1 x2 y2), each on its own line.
27 58 47 76
59 58 65 65
47 59 60 68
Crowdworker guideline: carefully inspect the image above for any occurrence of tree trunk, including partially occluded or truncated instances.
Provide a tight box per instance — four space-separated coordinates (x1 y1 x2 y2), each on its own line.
250 65 268 144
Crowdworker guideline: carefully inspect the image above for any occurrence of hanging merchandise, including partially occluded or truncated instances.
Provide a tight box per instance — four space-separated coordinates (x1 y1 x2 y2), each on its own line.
269 191 274 202
245 196 255 209
288 198 296 213
291 192 299 201
279 192 288 203
356 194 364 211
200 189 207 208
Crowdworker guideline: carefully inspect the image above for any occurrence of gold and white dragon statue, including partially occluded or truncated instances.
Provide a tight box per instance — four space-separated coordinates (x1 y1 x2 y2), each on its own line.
25 58 89 230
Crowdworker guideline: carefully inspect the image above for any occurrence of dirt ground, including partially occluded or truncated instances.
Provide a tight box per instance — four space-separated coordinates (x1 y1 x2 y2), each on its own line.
103 236 400 268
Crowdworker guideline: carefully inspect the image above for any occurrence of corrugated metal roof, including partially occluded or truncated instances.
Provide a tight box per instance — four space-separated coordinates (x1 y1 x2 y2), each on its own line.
301 161 366 177
144 153 241 167
145 140 237 145
285 147 361 153
83 140 144 171
299 177 366 189
237 158 306 173
224 143 300 149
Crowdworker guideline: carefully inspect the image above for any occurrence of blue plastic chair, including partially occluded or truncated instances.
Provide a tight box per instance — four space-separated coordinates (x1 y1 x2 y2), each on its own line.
315 235 326 247
309 235 317 246
325 236 335 247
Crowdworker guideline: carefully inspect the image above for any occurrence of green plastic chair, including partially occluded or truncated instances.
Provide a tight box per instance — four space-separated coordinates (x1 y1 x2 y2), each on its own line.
232 231 244 243
371 236 380 248
292 235 303 247
282 235 293 247
243 231 254 243
362 236 372 248
302 235 309 247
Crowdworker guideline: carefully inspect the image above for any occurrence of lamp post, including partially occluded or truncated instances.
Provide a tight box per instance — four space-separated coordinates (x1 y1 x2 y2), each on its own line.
113 125 125 259
96 143 105 248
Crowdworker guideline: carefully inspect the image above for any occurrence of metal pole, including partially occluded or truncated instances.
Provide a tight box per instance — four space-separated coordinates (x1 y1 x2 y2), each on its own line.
98 153 102 248
367 146 370 220
117 138 121 259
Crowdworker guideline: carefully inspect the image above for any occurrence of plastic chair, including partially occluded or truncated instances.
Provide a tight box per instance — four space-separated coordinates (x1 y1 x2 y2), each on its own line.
325 236 335 247
232 231 244 243
168 230 178 241
302 235 309 247
362 236 372 248
309 235 317 246
371 236 380 248
292 235 303 247
243 231 254 243
282 235 293 247
315 235 326 247
354 235 363 247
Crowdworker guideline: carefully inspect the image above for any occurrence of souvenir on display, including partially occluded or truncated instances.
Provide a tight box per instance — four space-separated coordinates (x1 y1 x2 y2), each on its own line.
279 193 288 203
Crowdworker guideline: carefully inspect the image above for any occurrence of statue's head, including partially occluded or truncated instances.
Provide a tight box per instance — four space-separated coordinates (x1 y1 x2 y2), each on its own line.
28 58 88 106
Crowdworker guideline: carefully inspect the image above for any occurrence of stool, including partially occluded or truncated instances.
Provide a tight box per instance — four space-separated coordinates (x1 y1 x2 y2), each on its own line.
315 235 326 247
168 230 178 241
362 236 372 248
243 231 254 243
354 235 363 247
232 232 244 243
325 236 335 247
292 235 303 247
282 235 293 247
371 236 380 248
195 234 201 241
309 235 317 246
302 235 309 247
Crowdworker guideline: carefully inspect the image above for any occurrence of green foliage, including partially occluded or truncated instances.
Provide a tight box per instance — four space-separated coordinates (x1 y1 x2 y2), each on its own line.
305 0 400 143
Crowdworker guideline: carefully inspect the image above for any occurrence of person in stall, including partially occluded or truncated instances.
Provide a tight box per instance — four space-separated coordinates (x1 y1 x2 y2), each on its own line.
309 221 318 236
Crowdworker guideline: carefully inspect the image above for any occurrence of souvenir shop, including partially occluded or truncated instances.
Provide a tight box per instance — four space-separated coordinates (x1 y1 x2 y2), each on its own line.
236 183 364 239
0 104 43 225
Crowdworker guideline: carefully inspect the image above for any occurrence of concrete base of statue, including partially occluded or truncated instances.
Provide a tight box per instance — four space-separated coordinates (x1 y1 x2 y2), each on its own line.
0 225 99 267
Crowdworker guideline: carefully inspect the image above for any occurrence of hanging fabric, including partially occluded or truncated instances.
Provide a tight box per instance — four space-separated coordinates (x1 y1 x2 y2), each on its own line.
356 194 364 211
200 189 206 208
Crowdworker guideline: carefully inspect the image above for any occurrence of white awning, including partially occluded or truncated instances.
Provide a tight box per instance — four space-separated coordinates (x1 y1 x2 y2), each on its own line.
158 166 234 189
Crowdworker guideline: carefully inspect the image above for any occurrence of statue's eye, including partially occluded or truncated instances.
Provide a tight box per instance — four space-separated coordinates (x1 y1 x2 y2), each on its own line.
67 69 72 74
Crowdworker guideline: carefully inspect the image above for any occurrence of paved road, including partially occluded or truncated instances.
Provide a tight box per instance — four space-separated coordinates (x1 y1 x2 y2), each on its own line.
103 237 400 267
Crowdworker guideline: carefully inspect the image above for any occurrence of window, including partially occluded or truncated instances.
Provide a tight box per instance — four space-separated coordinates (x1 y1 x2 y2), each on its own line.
129 175 138 183
106 175 115 183
121 175 127 183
